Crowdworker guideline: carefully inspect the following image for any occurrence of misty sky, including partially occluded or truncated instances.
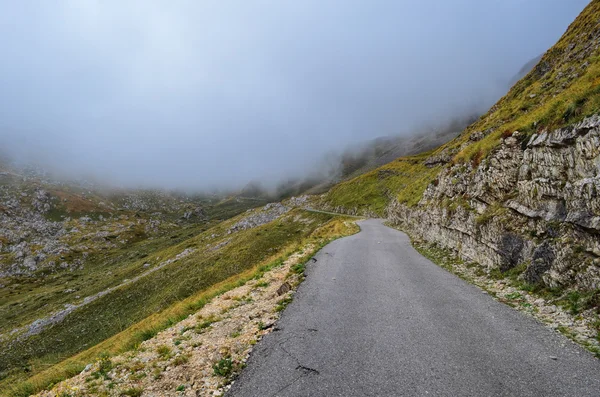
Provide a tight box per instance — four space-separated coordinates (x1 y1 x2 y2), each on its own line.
0 1 591 189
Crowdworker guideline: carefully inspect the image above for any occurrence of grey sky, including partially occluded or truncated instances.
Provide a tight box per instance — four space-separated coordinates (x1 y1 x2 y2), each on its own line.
0 1 591 189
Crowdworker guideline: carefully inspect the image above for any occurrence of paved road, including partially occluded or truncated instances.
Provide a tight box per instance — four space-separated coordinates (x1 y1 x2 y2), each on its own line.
227 219 600 397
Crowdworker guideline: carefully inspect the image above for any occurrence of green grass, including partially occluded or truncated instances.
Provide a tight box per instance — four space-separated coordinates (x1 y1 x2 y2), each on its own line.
275 296 294 312
0 222 208 337
323 151 441 216
122 387 143 397
156 345 172 360
451 1 600 164
205 196 267 220
195 315 220 333
2 212 359 397
212 357 234 377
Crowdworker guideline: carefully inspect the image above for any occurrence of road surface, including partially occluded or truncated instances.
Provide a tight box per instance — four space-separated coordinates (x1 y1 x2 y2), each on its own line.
227 219 600 397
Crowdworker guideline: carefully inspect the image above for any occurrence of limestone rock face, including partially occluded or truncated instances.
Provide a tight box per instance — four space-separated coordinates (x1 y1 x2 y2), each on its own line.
228 202 289 234
388 115 600 290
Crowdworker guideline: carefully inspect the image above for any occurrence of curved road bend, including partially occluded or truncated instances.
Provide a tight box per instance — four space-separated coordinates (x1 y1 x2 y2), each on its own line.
227 219 600 397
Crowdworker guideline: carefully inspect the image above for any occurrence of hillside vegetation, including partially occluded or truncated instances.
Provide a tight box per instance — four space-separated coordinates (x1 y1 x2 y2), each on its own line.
322 0 600 215
0 163 282 393
320 151 440 216
2 202 355 395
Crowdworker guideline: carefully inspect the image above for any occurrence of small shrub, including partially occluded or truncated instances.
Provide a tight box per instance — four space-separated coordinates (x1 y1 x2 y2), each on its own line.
156 345 172 359
581 290 600 313
131 371 147 380
172 354 190 367
563 97 587 122
195 315 219 333
471 149 484 168
475 203 505 225
137 328 158 342
122 387 143 397
505 291 523 300
91 353 113 380
176 385 185 392
505 262 528 281
566 291 582 315
291 262 306 274
275 296 293 312
488 268 503 280
126 361 145 374
213 357 234 377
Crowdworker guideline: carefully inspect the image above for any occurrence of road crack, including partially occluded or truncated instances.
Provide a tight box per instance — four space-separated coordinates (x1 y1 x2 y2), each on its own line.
295 365 320 375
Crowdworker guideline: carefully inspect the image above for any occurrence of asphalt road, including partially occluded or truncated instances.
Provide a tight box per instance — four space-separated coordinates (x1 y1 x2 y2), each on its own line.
227 219 600 397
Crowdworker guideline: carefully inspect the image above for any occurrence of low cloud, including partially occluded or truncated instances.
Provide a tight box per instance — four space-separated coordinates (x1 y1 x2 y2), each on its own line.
0 1 590 190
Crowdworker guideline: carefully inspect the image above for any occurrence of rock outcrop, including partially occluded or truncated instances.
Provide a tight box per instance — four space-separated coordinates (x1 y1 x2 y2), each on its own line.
388 115 600 290
228 203 289 234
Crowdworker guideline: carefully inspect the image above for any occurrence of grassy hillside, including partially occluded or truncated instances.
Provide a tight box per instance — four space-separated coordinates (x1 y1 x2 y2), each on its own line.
0 171 264 343
451 0 600 164
9 215 358 397
272 117 472 200
0 222 208 336
322 0 600 214
322 151 440 216
1 208 349 395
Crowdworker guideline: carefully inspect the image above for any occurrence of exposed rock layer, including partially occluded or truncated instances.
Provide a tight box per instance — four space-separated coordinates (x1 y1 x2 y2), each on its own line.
388 116 600 290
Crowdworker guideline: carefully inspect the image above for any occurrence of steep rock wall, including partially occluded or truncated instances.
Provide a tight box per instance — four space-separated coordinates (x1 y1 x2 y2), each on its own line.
388 115 600 290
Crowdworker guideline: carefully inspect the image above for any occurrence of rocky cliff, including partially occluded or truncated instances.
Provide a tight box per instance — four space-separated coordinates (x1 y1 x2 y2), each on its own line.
388 115 600 290
317 1 600 294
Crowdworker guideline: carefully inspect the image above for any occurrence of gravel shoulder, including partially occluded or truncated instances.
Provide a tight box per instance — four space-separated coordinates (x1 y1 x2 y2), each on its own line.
34 246 313 397
228 219 600 397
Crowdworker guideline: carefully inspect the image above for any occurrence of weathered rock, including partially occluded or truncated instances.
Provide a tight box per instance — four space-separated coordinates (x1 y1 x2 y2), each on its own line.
276 282 291 296
228 203 289 234
470 131 485 141
388 115 600 289
524 242 556 284
424 148 456 167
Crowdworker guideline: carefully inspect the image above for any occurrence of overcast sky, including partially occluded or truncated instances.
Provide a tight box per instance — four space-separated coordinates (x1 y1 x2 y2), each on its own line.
0 1 591 189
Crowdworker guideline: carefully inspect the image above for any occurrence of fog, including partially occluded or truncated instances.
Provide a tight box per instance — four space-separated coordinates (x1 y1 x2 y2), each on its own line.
0 1 591 190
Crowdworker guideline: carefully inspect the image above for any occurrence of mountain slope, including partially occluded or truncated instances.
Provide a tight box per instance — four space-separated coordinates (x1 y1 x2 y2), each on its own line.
508 54 543 88
1 202 354 396
0 164 297 394
322 0 600 215
320 0 600 313
272 115 476 199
